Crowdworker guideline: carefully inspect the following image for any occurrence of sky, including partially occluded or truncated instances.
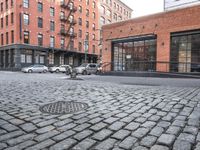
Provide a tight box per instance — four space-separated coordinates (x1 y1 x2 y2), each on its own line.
121 0 164 18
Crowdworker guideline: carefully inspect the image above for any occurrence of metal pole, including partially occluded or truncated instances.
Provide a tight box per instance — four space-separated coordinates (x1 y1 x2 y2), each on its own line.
84 40 88 63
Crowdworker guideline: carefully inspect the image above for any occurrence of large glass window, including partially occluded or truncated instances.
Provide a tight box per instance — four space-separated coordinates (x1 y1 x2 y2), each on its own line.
112 38 156 71
171 33 200 72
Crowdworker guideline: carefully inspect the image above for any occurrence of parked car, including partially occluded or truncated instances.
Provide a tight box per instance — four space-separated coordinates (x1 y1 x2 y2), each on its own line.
74 63 101 75
21 65 48 73
191 64 200 72
49 65 72 74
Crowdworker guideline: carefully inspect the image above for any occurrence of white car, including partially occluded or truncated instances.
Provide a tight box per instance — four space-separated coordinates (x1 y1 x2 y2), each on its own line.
49 65 72 74
21 65 48 73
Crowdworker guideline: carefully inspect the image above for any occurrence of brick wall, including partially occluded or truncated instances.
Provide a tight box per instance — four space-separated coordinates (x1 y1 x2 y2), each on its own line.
102 5 200 72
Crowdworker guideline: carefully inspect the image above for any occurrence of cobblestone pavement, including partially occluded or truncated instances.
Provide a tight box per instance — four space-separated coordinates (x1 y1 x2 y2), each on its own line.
0 72 200 150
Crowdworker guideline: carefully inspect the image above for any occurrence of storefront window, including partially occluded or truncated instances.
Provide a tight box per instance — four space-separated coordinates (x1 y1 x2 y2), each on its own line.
170 32 200 72
112 38 156 71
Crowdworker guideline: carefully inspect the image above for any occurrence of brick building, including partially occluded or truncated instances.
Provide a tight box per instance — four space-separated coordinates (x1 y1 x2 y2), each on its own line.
98 0 132 59
102 5 200 73
0 0 132 70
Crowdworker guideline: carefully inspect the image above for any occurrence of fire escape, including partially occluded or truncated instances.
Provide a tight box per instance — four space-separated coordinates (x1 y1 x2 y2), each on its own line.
60 0 77 51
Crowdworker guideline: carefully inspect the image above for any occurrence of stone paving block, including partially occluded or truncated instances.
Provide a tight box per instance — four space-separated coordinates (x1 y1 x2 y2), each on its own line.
172 120 185 127
177 133 195 143
150 145 169 150
135 117 147 123
20 123 37 132
73 130 93 141
4 141 36 150
73 123 91 132
120 116 135 123
132 128 149 138
36 119 58 127
88 117 104 124
7 134 35 146
25 139 55 150
115 112 128 118
140 136 157 147
111 129 130 140
90 122 107 131
166 126 181 135
197 132 200 142
118 136 137 149
0 119 8 126
34 130 59 142
0 130 24 142
157 134 175 146
8 119 25 125
53 119 73 127
49 138 77 150
52 130 76 142
149 126 164 137
72 138 96 150
1 123 19 132
35 125 55 134
92 129 113 141
141 121 156 129
0 129 7 135
157 121 171 129
188 119 199 127
148 115 160 121
183 126 198 135
132 146 149 150
58 123 77 131
124 122 140 131
0 143 7 149
104 117 119 124
108 121 125 131
173 140 192 150
195 142 200 150
94 138 117 150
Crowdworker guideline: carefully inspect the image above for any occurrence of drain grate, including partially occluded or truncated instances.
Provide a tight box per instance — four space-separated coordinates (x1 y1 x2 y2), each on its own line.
39 101 89 115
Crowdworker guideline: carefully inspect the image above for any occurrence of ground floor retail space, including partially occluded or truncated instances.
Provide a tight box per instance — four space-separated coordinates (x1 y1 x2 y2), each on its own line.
0 44 98 70
109 30 200 73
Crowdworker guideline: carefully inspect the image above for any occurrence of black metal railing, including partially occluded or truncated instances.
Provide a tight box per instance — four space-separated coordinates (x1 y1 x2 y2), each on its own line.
101 61 200 73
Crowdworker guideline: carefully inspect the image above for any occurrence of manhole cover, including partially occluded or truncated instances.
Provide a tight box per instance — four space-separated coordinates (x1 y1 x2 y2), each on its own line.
39 101 89 115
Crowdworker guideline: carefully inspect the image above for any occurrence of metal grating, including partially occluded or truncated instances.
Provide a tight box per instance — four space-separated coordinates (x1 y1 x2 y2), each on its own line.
39 101 88 115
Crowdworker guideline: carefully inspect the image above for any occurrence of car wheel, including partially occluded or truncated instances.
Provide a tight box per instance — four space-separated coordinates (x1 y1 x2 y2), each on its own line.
82 70 87 75
43 70 47 73
55 69 59 73
66 69 70 75
28 69 32 73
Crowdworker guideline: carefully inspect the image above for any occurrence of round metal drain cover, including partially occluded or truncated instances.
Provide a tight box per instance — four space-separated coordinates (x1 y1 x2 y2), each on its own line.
39 101 89 115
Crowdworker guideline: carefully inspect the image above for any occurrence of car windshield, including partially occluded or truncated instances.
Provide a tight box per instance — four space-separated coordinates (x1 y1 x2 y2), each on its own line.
80 63 88 67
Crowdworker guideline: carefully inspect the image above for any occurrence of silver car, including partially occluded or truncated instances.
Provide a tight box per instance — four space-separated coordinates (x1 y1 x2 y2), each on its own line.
21 65 48 73
49 65 72 74
75 63 100 75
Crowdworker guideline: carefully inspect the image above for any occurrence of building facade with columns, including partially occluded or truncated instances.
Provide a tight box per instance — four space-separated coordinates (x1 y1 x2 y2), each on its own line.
102 5 200 73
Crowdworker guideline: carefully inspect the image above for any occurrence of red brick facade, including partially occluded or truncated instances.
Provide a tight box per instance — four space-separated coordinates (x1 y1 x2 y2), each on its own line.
102 5 200 72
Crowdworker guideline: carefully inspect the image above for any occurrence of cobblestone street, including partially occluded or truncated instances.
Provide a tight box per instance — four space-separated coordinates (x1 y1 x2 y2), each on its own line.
0 72 200 150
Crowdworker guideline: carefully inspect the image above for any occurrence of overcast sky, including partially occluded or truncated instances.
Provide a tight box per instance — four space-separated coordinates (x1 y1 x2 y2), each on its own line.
121 0 164 18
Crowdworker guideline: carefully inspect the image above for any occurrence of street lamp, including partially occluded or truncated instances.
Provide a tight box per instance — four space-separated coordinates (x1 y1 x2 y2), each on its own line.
84 40 88 63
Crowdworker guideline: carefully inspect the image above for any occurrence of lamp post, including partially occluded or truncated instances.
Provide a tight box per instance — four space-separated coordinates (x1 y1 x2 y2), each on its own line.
84 40 88 63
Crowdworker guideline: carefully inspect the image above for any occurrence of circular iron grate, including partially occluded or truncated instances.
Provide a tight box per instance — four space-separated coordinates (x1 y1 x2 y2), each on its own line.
39 101 89 115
